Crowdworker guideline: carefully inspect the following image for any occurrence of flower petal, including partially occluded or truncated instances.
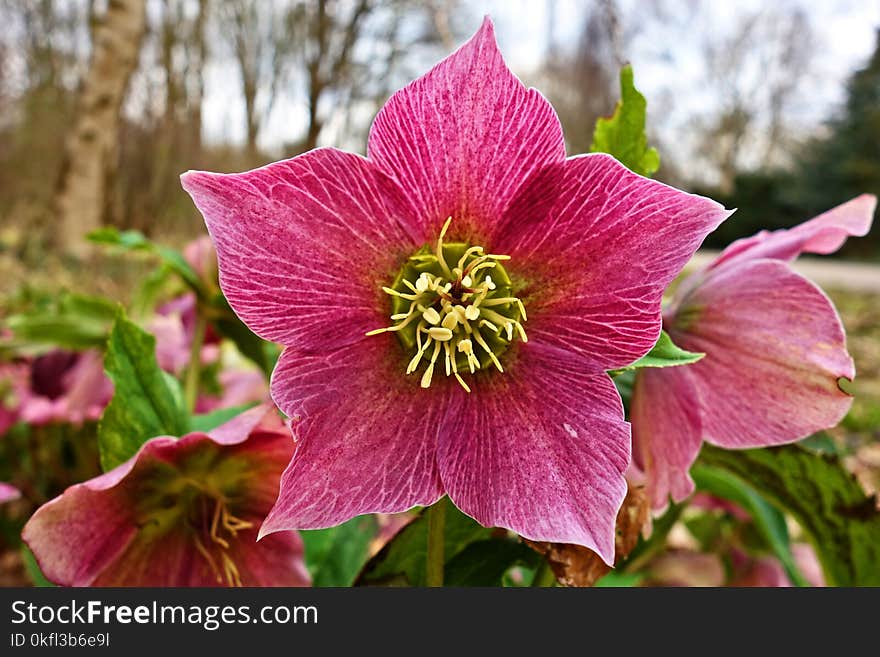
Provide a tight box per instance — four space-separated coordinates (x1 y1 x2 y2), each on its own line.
22 476 139 586
495 153 730 371
631 366 703 510
181 148 420 352
260 338 449 535
233 531 311 587
436 343 629 565
670 259 854 448
709 194 876 270
367 17 565 242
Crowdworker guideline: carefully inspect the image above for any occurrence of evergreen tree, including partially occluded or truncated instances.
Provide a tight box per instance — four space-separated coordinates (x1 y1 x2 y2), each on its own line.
795 28 880 254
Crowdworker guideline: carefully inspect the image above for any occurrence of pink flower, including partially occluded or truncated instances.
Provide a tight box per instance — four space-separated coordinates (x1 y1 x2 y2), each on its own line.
183 235 217 284
0 482 21 504
22 406 309 587
11 350 113 427
631 195 876 509
149 294 221 374
180 19 727 564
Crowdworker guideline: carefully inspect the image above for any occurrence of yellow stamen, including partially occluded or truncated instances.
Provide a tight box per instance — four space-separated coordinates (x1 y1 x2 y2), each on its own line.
367 218 526 390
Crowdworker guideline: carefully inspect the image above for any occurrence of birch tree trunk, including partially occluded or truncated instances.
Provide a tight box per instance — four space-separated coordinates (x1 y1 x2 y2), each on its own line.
53 0 147 253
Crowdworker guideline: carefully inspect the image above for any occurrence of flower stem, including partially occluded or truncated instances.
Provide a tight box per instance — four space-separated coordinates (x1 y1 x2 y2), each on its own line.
425 500 446 587
184 312 208 413
531 560 557 587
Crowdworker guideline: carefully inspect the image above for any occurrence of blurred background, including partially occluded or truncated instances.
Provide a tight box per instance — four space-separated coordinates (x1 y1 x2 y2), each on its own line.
0 0 878 586
1 0 879 254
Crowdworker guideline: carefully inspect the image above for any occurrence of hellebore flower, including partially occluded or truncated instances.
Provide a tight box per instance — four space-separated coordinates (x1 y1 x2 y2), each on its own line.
631 195 877 509
14 350 112 427
180 19 728 563
22 406 309 586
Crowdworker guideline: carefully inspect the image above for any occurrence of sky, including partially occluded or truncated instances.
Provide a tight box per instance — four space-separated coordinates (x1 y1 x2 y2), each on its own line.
201 0 880 162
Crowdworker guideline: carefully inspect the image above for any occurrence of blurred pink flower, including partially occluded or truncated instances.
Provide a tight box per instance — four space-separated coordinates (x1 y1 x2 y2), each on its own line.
631 195 877 509
183 235 217 283
23 406 309 587
647 550 726 587
0 482 21 504
181 19 728 564
730 553 791 587
149 294 220 375
0 350 113 428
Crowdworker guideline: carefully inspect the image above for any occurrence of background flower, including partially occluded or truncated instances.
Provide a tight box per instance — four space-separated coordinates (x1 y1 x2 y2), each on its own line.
632 195 876 509
23 406 309 587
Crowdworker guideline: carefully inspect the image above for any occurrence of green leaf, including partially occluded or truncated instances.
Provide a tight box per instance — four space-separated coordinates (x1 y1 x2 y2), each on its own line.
590 65 660 177
444 538 540 586
356 498 491 586
98 311 189 470
594 571 644 587
610 330 703 377
131 265 173 319
699 443 880 586
88 228 204 293
188 403 259 433
691 463 807 586
6 292 117 351
798 431 840 456
300 515 379 587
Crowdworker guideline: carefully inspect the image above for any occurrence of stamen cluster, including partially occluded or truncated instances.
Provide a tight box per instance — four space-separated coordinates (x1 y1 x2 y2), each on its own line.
368 218 527 392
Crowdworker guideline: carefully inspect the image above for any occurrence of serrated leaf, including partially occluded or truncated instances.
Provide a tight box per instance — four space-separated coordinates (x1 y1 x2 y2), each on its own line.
590 65 660 177
610 330 703 377
88 227 203 293
98 312 189 470
300 515 379 587
691 462 807 586
444 538 540 586
699 443 880 586
356 497 491 586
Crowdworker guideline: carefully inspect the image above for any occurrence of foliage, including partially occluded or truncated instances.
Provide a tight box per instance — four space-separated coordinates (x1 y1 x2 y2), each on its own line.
301 516 380 587
590 65 660 177
699 444 880 586
98 311 188 470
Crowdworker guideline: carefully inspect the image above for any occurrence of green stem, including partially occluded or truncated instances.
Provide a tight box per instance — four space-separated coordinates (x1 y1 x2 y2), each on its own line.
184 312 208 413
425 500 446 587
531 560 557 587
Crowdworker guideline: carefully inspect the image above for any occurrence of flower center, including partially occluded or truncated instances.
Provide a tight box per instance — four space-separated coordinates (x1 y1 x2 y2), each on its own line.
367 218 527 392
143 481 253 587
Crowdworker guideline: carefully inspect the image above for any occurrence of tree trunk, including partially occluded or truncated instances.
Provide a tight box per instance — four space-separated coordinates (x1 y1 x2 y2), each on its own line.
53 0 147 254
